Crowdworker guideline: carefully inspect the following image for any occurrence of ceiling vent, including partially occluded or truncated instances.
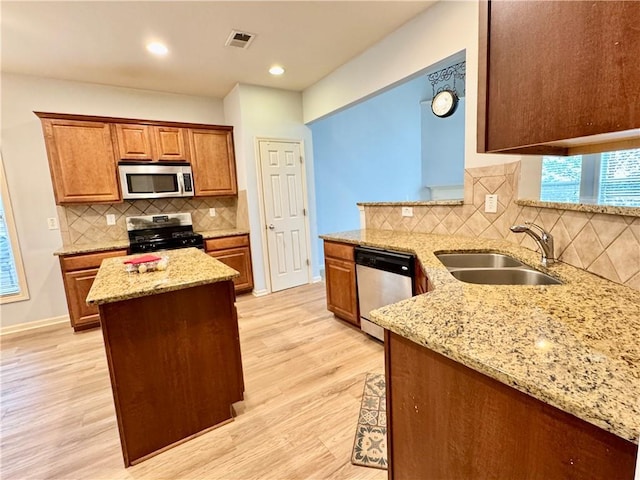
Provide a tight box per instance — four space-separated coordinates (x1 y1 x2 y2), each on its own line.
225 30 256 49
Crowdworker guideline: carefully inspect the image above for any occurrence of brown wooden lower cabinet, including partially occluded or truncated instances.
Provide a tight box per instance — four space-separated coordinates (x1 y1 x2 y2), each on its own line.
99 280 244 466
205 235 254 294
59 249 128 331
385 331 638 480
323 240 359 326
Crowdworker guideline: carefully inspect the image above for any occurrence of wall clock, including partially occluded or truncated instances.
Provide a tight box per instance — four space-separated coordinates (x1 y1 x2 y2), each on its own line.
431 90 459 118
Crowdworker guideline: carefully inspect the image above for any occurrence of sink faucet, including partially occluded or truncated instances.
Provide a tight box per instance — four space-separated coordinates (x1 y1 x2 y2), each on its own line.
510 222 555 266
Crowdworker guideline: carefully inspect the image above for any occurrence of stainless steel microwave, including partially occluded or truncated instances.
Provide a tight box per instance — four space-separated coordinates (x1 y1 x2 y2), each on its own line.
118 162 194 200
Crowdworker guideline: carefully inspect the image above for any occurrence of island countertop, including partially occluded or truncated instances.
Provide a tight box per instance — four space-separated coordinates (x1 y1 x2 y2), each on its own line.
86 248 239 305
320 229 640 444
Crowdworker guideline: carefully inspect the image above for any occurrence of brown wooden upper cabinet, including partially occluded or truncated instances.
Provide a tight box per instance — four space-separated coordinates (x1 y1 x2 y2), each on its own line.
39 117 121 204
114 124 189 162
36 112 238 204
189 128 237 196
477 1 640 155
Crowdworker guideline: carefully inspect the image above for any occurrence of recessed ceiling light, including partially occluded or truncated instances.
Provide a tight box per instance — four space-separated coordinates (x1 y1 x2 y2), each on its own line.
146 42 169 56
269 65 285 76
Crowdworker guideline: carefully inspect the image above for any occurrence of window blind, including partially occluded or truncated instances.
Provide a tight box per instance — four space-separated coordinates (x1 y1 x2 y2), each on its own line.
598 149 640 207
0 198 20 296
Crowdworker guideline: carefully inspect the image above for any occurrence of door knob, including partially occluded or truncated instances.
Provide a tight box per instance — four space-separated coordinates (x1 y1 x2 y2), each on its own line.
268 224 275 230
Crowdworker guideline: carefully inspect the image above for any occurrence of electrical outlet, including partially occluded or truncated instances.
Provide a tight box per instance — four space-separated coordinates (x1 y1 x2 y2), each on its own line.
485 194 498 213
106 214 116 226
209 208 216 217
47 217 58 230
401 206 414 217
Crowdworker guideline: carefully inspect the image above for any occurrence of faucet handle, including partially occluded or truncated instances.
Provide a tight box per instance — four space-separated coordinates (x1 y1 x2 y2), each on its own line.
525 221 551 238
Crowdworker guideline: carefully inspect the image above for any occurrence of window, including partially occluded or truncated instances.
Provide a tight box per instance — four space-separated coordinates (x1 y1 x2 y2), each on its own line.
540 156 582 203
598 149 640 207
1 158 29 303
540 148 640 207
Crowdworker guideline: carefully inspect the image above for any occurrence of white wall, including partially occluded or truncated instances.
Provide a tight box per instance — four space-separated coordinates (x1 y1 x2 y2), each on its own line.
224 84 318 294
302 0 522 171
0 73 224 328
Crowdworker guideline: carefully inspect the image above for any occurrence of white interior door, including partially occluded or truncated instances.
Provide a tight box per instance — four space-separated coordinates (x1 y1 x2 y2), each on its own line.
258 140 310 292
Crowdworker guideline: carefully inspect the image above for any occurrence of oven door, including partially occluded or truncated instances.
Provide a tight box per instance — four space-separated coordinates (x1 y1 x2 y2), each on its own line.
118 163 194 200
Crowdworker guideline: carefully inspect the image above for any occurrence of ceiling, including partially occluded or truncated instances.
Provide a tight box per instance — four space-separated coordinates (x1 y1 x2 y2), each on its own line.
1 1 436 99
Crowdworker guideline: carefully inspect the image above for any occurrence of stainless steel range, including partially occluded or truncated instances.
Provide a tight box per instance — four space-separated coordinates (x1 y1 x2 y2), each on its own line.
126 213 204 253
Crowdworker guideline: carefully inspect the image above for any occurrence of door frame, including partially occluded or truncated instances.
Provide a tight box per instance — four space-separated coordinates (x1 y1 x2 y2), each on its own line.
254 137 313 294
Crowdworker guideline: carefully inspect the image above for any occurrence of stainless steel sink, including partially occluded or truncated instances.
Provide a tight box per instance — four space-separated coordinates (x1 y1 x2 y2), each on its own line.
436 252 524 269
449 268 562 286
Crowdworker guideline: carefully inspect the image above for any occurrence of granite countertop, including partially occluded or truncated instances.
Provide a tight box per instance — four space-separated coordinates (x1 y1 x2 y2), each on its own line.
357 200 464 207
86 248 239 305
320 229 640 444
199 228 250 239
54 229 250 256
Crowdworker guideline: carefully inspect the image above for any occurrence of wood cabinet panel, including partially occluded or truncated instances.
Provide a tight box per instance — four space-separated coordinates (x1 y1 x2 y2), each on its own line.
115 124 189 162
59 249 128 331
114 124 154 160
60 249 129 272
153 127 189 162
63 268 100 329
99 281 244 466
324 255 359 326
385 331 637 479
205 235 253 294
208 247 254 294
205 235 249 251
414 258 428 295
478 1 640 155
41 119 121 204
188 129 237 196
324 241 355 262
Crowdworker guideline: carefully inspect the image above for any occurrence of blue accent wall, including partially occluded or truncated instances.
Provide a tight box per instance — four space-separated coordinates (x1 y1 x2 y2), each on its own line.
421 97 466 190
310 75 426 263
310 72 466 268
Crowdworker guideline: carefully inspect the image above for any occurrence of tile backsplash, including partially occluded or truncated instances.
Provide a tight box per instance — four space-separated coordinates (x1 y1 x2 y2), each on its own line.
57 196 238 245
365 161 640 290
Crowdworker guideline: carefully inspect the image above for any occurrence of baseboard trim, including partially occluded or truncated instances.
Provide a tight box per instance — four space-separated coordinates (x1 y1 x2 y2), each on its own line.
252 289 269 297
1 315 69 336
312 276 322 283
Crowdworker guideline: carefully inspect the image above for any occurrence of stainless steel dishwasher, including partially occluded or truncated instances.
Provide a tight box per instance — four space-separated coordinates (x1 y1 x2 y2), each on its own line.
355 246 414 341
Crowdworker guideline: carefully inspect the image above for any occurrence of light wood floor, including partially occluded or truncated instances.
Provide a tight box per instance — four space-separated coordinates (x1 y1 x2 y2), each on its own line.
1 283 386 480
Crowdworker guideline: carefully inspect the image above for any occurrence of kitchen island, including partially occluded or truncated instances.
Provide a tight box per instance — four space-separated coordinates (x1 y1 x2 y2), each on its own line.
86 248 244 467
321 229 639 479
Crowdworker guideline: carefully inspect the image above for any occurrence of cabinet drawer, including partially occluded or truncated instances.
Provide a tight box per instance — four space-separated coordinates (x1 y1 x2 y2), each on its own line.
324 241 354 261
205 235 249 252
60 249 128 272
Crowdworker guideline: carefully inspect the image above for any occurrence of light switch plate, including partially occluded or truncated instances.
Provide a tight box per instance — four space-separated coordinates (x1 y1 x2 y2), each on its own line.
485 194 498 213
401 206 413 217
106 214 116 226
47 217 58 230
209 208 216 217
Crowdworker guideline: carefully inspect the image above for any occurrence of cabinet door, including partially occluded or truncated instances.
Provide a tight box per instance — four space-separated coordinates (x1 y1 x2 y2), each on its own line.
114 124 154 161
63 268 100 330
208 246 254 294
414 258 428 295
42 119 121 204
153 127 189 162
478 1 640 155
188 129 238 196
325 256 359 325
